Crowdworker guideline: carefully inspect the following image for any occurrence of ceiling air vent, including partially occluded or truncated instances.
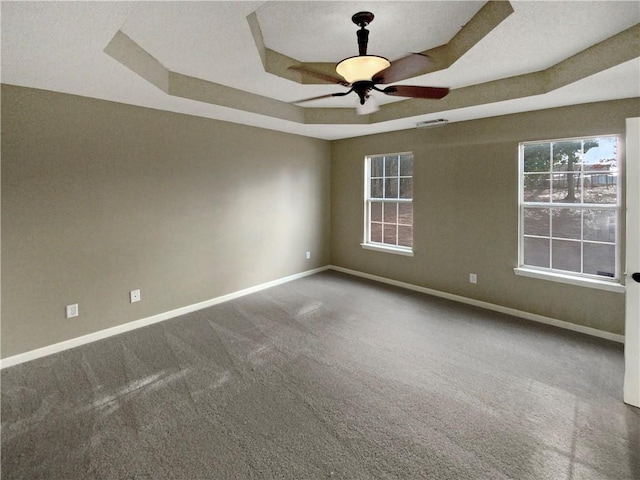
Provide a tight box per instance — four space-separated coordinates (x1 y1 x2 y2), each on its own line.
416 119 448 129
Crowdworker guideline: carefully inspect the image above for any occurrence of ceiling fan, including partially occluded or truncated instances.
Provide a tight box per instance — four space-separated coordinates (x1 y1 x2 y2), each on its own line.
290 11 450 112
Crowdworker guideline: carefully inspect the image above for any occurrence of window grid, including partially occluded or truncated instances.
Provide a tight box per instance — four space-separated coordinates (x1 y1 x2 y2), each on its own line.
365 153 413 251
519 135 620 281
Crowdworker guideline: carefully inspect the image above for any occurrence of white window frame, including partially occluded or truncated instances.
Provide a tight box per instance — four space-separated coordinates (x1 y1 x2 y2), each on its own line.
514 134 624 293
362 152 414 257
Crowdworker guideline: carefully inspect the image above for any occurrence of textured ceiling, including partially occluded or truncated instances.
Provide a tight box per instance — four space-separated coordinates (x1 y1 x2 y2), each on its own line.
257 2 485 63
1 1 639 140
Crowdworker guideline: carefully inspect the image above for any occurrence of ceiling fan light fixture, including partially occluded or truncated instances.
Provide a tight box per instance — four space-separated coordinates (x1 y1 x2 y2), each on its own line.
293 12 449 109
336 55 390 83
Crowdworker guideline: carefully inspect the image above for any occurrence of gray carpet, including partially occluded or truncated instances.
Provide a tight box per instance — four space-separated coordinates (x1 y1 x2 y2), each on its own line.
1 270 638 479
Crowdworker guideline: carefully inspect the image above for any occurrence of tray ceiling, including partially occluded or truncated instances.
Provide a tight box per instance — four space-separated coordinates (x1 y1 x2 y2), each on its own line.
2 1 639 140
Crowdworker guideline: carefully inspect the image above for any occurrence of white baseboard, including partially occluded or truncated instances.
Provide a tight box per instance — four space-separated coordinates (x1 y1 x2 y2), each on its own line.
0 266 330 369
329 265 625 344
2 263 623 369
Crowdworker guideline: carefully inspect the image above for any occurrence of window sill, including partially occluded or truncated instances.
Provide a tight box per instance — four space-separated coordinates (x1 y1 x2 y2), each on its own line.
361 243 414 257
513 267 625 293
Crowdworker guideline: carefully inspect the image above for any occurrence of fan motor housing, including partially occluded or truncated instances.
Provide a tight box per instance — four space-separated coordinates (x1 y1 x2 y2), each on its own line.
351 11 374 27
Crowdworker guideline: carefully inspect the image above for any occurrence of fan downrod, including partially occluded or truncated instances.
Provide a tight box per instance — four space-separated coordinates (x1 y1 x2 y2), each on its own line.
352 12 375 56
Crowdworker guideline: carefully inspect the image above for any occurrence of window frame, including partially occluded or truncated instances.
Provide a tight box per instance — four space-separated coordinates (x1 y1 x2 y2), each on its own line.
362 152 414 257
515 134 624 293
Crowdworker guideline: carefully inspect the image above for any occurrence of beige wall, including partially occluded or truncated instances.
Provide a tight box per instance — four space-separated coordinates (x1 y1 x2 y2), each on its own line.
331 98 640 335
1 85 331 358
2 85 638 360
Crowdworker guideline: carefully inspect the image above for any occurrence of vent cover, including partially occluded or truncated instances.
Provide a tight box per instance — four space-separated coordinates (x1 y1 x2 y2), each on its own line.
416 119 448 129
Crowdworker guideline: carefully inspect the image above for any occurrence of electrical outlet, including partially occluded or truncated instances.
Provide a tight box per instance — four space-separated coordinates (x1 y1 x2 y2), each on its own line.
306 251 311 260
66 303 79 318
469 273 477 284
130 289 141 303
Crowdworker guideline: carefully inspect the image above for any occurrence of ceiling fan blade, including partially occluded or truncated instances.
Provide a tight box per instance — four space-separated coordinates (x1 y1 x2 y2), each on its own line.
383 85 449 99
292 90 353 104
373 53 432 84
288 65 350 86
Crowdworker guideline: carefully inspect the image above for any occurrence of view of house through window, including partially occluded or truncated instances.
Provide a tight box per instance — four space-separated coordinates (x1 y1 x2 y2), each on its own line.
364 152 413 252
519 135 620 281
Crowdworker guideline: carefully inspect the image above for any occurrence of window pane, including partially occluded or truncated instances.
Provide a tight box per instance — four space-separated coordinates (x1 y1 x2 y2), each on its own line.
383 224 397 245
551 174 580 203
583 173 617 204
383 202 397 223
520 136 619 282
385 156 398 176
370 202 382 222
385 177 398 199
584 209 616 243
584 242 616 277
398 226 413 248
366 152 413 251
371 179 383 198
551 208 581 240
552 141 582 172
523 174 550 202
582 137 617 171
399 178 413 199
370 222 382 243
524 237 550 268
523 208 549 236
552 239 581 272
524 143 550 172
400 155 413 176
371 156 383 177
398 203 413 225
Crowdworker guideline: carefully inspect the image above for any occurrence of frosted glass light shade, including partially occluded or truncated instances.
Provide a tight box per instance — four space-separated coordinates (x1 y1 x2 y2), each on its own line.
336 55 390 83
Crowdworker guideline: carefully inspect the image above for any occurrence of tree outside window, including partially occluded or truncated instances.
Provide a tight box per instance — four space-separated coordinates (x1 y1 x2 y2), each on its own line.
520 136 620 280
364 153 413 254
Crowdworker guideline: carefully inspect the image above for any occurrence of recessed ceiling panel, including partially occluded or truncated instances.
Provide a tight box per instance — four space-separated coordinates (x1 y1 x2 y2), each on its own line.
120 1 268 91
1 1 638 140
438 0 640 88
257 1 485 63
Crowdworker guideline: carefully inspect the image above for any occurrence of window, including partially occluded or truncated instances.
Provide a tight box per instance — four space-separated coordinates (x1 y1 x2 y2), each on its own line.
517 135 621 289
363 152 413 255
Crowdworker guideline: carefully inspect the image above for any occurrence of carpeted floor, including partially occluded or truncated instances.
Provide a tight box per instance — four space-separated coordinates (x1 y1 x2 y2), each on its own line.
1 270 638 479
